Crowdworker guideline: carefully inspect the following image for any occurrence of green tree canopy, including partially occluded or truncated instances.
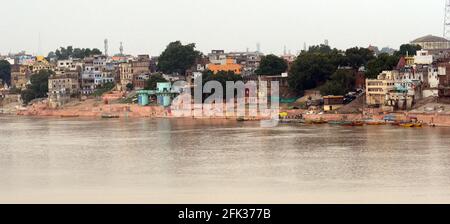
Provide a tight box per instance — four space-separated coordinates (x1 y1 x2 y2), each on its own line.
343 47 375 69
93 82 115 97
395 44 422 57
288 50 339 95
255 54 288 75
308 44 333 54
366 53 400 79
126 83 134 91
157 41 202 75
144 73 169 90
200 70 243 99
202 70 243 86
0 60 11 85
21 69 53 104
48 46 103 60
320 69 356 96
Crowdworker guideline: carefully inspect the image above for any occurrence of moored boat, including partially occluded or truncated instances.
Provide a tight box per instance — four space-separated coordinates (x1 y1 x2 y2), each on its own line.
400 123 414 128
365 120 386 125
60 115 80 118
350 121 365 126
328 120 353 126
312 119 327 124
414 122 423 128
237 117 261 122
101 114 120 119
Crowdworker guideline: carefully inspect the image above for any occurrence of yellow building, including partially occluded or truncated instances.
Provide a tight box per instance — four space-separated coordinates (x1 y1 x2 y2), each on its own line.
118 62 133 91
207 58 242 74
405 56 415 66
365 71 397 106
323 95 344 111
11 64 31 90
30 56 54 73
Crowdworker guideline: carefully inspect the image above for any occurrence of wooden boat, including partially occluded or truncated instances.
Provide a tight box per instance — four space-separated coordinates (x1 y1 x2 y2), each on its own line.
414 123 423 128
60 115 80 118
400 123 415 128
237 117 261 122
312 119 327 124
101 114 120 119
365 120 386 125
328 120 352 126
279 119 305 124
350 121 365 126
328 120 345 125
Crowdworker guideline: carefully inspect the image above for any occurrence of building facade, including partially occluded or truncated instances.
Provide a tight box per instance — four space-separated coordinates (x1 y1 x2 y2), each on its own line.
11 64 31 90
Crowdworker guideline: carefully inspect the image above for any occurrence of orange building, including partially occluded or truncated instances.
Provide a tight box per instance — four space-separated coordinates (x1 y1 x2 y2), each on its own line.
207 58 242 75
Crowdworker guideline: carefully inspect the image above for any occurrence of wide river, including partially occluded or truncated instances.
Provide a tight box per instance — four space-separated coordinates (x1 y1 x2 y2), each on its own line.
1 116 450 203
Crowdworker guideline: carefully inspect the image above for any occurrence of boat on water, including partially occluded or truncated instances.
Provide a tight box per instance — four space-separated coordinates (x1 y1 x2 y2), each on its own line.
365 120 386 125
328 120 352 126
101 114 120 119
346 121 364 126
414 123 423 128
400 123 415 128
279 119 305 124
236 117 261 122
400 117 423 128
60 115 80 118
311 119 327 124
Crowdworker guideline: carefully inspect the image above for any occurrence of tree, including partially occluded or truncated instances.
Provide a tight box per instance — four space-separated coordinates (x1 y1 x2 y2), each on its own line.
93 82 115 97
21 69 53 104
157 41 201 75
0 60 11 85
144 73 169 90
50 46 103 60
126 83 134 91
91 48 102 55
308 44 333 54
395 44 422 57
202 70 243 86
366 53 400 79
255 54 288 75
320 70 356 96
288 51 338 95
201 70 243 99
343 47 375 69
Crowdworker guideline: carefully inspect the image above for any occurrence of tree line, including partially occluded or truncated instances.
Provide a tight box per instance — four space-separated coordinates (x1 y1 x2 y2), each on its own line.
47 46 102 60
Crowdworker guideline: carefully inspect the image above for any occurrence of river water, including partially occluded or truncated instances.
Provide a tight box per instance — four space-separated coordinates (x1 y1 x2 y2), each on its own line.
1 116 450 203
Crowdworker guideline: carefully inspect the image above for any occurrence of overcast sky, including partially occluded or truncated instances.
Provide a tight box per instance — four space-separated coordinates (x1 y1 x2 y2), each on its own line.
0 0 445 56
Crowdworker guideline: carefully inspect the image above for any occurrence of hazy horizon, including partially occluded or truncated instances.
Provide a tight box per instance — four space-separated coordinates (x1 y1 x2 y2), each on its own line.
0 0 445 56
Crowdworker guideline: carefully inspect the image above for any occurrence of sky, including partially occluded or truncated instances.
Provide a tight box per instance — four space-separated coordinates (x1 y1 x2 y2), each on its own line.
0 0 445 56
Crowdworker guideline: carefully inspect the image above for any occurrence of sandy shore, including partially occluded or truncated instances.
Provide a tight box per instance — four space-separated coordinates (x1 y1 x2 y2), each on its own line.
7 99 450 127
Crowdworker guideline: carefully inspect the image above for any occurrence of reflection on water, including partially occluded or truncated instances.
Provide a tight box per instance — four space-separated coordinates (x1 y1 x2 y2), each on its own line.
1 116 450 203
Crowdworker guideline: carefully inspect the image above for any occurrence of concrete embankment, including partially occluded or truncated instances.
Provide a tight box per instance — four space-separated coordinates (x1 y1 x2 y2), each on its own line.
16 101 166 118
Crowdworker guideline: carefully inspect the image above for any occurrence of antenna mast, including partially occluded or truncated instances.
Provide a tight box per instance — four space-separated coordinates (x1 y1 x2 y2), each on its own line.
445 0 450 39
104 39 109 56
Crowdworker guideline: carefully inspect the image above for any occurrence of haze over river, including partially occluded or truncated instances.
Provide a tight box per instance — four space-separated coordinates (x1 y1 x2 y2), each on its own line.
1 116 450 203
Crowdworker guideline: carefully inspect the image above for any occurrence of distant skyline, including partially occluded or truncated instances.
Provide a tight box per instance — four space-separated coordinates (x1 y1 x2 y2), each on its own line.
0 0 445 56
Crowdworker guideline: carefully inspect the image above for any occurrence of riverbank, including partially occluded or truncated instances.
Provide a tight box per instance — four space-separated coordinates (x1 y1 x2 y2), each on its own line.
15 100 165 118
298 112 450 127
7 99 450 127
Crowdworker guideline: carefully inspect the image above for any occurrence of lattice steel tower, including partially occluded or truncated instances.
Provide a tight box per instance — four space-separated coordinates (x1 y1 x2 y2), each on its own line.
444 0 450 39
